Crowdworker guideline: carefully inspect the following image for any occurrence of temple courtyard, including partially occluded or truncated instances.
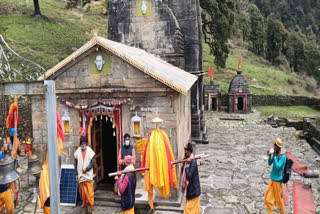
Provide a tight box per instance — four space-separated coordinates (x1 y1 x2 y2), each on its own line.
16 110 320 214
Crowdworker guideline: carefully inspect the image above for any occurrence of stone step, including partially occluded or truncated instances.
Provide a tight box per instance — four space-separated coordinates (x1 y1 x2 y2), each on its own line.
94 200 121 207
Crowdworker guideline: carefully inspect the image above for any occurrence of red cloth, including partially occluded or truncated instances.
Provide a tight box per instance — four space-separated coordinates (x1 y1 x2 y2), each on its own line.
56 111 65 142
293 181 315 214
285 152 310 176
117 175 129 195
82 148 87 161
283 183 290 206
24 144 31 153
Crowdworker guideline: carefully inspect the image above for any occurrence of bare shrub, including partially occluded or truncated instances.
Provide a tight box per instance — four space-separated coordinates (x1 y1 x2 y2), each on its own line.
304 75 318 92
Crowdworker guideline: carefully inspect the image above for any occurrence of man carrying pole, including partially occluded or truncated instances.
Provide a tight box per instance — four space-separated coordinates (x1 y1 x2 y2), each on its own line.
116 156 136 214
181 143 201 214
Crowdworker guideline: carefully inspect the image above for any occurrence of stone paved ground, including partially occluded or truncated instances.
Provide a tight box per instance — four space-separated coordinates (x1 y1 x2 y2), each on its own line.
16 109 320 214
198 110 320 214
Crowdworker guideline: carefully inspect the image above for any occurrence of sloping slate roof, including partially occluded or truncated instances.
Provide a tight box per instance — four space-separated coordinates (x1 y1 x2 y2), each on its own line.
39 36 198 95
228 70 250 94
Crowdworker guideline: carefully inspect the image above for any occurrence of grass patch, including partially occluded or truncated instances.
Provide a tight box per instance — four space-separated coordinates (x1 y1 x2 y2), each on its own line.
0 0 107 70
255 106 320 120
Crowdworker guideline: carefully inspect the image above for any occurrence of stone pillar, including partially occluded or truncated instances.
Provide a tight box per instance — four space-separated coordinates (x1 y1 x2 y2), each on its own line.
169 0 205 140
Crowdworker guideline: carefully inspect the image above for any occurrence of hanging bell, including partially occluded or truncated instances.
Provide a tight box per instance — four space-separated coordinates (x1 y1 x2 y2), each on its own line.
26 154 42 176
0 154 20 184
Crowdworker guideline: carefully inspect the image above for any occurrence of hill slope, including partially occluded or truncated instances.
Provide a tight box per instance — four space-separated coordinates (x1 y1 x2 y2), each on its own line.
0 0 318 97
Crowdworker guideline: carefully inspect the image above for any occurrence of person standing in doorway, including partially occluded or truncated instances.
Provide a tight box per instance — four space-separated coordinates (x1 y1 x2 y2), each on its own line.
118 134 136 170
264 138 286 214
181 143 201 214
74 136 95 214
117 156 136 214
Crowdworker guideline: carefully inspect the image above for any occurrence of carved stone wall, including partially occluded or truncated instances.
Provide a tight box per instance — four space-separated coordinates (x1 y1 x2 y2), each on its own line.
108 0 205 140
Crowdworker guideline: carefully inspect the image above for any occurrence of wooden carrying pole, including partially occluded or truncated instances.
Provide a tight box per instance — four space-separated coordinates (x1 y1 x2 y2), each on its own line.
109 154 209 177
108 167 149 177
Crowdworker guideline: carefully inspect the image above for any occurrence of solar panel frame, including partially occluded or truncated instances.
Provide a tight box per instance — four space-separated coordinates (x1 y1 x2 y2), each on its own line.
60 164 78 206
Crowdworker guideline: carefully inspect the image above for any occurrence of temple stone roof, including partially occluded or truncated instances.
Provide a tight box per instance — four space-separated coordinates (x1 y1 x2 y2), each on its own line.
228 70 250 94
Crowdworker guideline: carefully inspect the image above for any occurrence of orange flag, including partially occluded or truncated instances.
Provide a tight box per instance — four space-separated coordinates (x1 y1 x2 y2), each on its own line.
208 66 213 77
238 56 242 69
6 102 20 128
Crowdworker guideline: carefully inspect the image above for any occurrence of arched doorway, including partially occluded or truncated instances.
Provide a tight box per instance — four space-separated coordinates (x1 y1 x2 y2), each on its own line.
91 115 117 191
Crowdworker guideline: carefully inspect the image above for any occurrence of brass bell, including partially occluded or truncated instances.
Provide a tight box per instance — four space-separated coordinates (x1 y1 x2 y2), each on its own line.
0 154 20 185
26 154 42 176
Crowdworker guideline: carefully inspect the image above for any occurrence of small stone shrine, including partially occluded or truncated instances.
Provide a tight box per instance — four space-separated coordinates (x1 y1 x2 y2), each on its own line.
228 70 252 113
204 80 221 111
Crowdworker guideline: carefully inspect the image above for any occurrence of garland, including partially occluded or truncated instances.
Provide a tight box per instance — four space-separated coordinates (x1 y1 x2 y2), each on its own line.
60 98 131 110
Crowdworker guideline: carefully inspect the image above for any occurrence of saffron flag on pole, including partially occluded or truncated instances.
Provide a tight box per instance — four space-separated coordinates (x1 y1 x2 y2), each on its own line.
208 66 213 78
6 102 20 128
238 56 242 69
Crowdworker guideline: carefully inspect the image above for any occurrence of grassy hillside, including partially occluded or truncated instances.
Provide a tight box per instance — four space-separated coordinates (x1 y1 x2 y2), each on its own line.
0 0 107 69
203 42 318 97
0 0 319 98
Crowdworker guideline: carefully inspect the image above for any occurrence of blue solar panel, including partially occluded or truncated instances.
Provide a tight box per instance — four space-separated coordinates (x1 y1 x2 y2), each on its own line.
60 165 78 206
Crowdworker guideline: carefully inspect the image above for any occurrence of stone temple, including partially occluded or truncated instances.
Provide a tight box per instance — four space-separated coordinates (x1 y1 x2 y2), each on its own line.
108 0 206 140
228 70 252 113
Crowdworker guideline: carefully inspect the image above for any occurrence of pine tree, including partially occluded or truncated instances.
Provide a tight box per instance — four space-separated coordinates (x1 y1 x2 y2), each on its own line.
200 0 235 68
248 4 265 56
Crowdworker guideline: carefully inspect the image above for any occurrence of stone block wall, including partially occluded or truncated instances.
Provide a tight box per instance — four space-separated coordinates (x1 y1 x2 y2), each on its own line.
252 95 320 107
108 0 185 69
220 94 320 108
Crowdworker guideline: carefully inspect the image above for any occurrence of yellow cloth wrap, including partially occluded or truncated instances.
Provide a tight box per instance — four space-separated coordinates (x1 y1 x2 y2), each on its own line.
264 179 284 214
43 206 51 214
38 153 50 209
79 181 94 208
57 136 63 154
184 196 200 214
122 206 135 214
143 130 177 209
0 188 14 214
38 136 64 208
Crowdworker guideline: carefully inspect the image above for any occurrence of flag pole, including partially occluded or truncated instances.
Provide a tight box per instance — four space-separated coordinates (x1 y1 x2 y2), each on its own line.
13 95 17 158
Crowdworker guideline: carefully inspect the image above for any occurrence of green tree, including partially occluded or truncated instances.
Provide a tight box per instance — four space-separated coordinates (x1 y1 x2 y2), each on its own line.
238 12 250 41
248 4 265 56
285 33 305 73
266 18 282 63
303 42 320 80
200 0 235 68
